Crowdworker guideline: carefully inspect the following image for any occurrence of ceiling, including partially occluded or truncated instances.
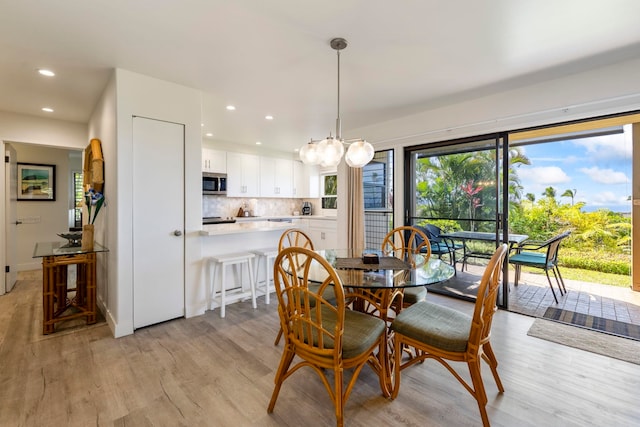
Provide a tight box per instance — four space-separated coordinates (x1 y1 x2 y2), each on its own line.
2 1 640 153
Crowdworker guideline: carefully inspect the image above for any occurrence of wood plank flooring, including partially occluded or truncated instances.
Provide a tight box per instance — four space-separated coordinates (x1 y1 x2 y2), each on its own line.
1 272 639 426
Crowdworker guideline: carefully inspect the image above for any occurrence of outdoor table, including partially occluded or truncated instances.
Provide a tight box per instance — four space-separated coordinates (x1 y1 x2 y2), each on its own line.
441 231 528 270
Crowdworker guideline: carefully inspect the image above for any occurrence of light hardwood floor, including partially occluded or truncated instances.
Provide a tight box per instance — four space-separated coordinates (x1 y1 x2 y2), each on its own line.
1 272 639 426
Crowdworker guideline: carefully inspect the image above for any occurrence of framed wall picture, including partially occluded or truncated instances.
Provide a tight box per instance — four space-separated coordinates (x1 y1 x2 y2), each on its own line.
17 163 56 201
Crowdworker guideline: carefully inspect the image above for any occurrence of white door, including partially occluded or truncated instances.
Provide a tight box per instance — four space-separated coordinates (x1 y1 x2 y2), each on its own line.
4 144 18 293
132 117 185 329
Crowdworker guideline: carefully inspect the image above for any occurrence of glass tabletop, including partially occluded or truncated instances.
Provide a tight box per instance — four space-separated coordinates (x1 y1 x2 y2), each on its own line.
315 249 455 289
33 241 109 258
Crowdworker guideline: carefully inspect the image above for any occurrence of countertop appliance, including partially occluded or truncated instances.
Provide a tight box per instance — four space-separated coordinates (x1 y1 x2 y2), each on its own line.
203 216 236 224
301 202 312 215
203 172 227 195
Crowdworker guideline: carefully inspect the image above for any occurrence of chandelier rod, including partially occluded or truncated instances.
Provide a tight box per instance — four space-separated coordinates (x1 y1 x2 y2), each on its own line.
336 47 341 140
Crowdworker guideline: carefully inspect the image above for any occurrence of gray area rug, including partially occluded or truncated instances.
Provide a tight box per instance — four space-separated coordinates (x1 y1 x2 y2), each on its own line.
527 318 640 365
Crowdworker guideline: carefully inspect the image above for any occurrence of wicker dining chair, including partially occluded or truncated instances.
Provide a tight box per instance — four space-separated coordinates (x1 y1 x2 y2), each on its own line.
390 244 508 427
273 228 316 345
381 226 432 307
268 246 386 427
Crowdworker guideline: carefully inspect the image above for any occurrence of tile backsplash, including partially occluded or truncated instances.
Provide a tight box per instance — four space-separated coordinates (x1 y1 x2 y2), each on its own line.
203 196 320 218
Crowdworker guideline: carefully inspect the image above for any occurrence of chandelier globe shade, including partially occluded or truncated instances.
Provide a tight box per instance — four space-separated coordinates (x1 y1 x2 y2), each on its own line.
317 136 344 168
345 140 375 167
299 37 373 168
299 141 320 165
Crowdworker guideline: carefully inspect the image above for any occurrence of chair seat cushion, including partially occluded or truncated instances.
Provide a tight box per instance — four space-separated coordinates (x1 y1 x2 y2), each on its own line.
403 286 427 304
428 242 451 255
309 282 336 305
509 251 550 267
391 301 471 353
312 306 386 359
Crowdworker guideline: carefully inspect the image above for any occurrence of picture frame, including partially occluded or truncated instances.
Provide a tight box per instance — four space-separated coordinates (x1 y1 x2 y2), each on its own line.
17 163 56 201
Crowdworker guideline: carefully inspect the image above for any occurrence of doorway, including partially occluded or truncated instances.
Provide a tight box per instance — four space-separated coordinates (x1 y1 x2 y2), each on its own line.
404 112 639 325
404 134 510 307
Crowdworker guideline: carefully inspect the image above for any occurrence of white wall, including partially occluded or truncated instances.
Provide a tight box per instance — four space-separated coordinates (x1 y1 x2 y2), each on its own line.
0 111 86 149
87 73 117 332
90 69 202 337
344 57 640 231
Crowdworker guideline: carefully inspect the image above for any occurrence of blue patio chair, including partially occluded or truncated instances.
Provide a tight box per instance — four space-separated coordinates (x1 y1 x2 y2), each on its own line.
508 231 571 303
416 224 463 271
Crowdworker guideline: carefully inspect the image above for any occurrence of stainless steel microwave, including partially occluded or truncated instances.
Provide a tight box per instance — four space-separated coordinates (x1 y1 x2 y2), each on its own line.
203 172 227 195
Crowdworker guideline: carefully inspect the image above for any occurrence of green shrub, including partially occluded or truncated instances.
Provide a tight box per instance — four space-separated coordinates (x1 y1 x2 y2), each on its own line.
560 249 630 275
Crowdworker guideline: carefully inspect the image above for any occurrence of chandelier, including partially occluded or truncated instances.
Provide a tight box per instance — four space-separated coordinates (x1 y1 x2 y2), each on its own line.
299 38 374 168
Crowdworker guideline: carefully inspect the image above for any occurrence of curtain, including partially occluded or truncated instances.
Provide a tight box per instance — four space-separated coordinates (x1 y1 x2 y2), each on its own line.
346 166 365 251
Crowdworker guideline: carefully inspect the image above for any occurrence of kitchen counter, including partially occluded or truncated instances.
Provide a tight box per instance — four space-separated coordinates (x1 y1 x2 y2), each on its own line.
233 215 335 222
200 220 297 236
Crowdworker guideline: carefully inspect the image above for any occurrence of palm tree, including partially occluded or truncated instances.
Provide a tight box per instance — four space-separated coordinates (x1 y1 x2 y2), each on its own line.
525 193 535 206
561 188 577 205
543 186 556 199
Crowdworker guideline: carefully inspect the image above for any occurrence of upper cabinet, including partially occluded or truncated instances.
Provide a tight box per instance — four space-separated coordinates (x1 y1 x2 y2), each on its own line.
202 148 226 173
260 157 293 198
226 152 260 197
293 161 319 198
205 149 319 199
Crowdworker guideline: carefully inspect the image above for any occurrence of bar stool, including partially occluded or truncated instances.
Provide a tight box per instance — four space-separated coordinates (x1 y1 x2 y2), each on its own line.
251 248 278 304
208 252 256 318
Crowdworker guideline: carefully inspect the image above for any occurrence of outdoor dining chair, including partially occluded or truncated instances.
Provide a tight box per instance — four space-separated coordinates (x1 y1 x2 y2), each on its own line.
417 224 464 271
268 246 386 427
390 244 508 427
508 231 571 303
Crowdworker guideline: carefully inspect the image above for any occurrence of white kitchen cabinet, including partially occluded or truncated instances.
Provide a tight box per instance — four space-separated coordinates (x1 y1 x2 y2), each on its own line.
202 148 226 173
306 218 337 250
226 152 260 197
260 157 293 197
292 161 320 198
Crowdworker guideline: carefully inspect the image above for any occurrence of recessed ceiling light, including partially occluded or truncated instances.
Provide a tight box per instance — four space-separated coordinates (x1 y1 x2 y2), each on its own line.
205 133 213 137
256 141 262 145
201 123 204 127
226 105 236 111
294 148 300 152
265 115 274 120
38 69 55 77
42 107 54 112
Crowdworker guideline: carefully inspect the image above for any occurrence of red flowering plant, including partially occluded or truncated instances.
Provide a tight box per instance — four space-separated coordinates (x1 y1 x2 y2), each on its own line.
461 180 484 229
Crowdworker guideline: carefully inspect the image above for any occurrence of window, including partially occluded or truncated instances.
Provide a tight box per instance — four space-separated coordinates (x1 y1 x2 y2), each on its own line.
321 174 337 209
363 150 394 248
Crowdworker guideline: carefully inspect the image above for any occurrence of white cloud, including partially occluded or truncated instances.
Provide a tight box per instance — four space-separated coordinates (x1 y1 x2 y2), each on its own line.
573 134 631 160
518 166 570 185
579 166 629 184
588 191 630 206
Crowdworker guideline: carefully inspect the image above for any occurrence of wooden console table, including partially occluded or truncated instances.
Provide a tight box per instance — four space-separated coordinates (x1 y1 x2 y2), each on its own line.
33 241 108 334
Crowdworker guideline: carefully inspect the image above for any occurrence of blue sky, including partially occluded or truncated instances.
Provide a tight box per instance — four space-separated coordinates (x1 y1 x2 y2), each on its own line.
514 125 632 213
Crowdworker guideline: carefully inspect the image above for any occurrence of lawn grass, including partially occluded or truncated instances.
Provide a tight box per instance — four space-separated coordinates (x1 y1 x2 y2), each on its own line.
517 265 631 288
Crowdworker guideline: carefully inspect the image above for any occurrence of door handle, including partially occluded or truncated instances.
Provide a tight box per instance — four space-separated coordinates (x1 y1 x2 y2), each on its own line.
173 230 182 236
15 221 22 225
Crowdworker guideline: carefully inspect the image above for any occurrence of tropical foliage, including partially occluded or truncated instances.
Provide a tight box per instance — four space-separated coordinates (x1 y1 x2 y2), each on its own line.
414 148 631 277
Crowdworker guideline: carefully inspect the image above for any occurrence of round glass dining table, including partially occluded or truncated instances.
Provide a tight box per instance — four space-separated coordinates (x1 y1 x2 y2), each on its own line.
314 249 456 396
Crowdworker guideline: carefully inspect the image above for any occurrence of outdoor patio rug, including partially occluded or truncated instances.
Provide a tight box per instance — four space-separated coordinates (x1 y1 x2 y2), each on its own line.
527 318 640 365
543 307 640 341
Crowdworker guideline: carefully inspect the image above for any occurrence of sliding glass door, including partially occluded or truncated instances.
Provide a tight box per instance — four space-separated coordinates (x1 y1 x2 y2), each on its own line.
405 134 512 308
